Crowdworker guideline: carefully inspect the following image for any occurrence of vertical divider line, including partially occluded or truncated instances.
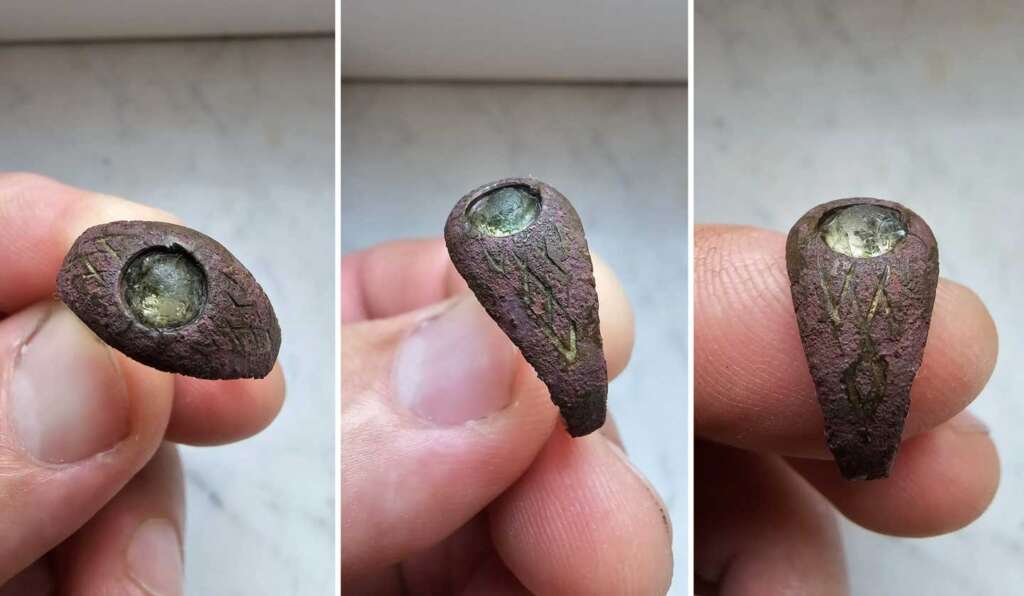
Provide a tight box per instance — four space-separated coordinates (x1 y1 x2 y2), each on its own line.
334 0 342 592
686 0 696 593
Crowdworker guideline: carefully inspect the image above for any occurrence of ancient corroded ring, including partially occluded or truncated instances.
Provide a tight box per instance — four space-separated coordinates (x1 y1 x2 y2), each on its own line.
786 199 939 480
58 221 281 380
445 178 607 437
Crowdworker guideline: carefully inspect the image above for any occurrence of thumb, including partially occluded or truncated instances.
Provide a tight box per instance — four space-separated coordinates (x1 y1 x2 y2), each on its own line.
0 302 173 582
341 294 558 578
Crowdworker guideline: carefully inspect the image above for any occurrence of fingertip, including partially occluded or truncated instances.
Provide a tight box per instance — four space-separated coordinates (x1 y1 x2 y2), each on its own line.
113 352 176 458
694 225 817 451
695 442 848 596
341 251 368 323
794 413 1000 537
0 303 174 580
56 443 185 596
906 280 998 434
341 308 559 576
166 361 286 446
490 432 672 596
66 191 180 244
0 172 178 245
0 173 181 313
592 253 635 380
343 238 461 322
694 224 1000 457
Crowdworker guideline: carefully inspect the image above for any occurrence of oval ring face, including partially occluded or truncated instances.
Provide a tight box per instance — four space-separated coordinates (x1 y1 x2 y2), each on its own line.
58 220 280 380
819 204 907 258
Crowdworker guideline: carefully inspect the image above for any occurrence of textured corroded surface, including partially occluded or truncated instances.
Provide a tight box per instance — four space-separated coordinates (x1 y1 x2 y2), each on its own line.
445 179 607 436
787 198 938 479
58 221 281 379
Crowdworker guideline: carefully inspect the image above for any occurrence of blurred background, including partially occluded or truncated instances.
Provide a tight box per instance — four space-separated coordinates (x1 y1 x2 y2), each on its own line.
1 4 334 594
696 1 1024 593
342 0 687 591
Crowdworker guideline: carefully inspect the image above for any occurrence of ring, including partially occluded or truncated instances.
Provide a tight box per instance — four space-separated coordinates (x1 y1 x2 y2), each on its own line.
786 198 939 479
445 178 608 437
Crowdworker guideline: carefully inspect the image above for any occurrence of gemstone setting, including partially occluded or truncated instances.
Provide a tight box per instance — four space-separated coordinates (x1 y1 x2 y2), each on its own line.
466 186 541 237
820 204 907 258
123 248 207 329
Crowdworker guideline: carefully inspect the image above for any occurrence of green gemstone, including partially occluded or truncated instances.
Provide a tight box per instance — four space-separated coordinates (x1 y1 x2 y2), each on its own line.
820 204 907 258
467 186 541 237
123 249 206 328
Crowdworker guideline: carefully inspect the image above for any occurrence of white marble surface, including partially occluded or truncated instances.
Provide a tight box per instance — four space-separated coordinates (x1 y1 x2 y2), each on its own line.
0 39 335 595
696 2 1024 594
341 0 686 81
341 83 688 592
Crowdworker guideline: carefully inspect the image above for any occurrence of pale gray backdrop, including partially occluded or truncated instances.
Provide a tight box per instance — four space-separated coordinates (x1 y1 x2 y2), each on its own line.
342 82 688 592
697 2 1024 594
0 38 335 595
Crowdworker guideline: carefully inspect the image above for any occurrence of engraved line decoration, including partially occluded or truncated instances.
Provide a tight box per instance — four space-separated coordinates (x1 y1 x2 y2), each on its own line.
819 260 895 418
58 220 280 379
499 241 579 366
788 198 939 480
444 178 607 437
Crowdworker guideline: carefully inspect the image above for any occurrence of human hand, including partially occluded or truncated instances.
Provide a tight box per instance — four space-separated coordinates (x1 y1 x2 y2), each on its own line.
341 238 673 595
0 174 286 594
694 225 999 594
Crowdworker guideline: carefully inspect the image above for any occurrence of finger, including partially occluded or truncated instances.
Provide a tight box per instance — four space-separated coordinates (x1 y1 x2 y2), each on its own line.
0 173 285 446
341 258 635 577
0 172 175 314
56 443 185 595
695 440 848 596
341 296 557 579
599 411 624 449
343 529 528 596
343 514 501 595
0 559 55 595
489 432 673 596
342 514 537 595
791 412 999 537
165 362 286 445
342 238 634 379
0 302 173 583
344 544 528 596
341 238 467 323
462 554 531 596
695 224 998 457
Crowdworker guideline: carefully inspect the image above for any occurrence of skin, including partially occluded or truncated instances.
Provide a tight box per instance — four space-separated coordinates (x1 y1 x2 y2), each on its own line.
0 173 285 591
341 238 674 595
695 225 1000 595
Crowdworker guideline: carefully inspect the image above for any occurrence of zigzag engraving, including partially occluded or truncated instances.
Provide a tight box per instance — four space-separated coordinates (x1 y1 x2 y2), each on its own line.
490 233 579 366
820 263 894 418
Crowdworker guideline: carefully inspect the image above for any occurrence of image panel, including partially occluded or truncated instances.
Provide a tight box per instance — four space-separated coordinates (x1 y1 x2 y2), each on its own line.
0 14 335 596
341 1 687 593
695 2 1016 594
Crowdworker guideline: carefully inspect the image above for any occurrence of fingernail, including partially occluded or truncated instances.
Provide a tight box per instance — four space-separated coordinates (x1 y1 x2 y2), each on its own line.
393 295 519 425
602 435 673 540
949 411 990 435
10 304 130 463
127 518 183 596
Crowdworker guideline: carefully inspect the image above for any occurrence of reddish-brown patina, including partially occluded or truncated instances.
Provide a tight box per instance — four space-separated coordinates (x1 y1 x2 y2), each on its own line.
58 221 280 380
445 178 607 437
787 198 938 480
